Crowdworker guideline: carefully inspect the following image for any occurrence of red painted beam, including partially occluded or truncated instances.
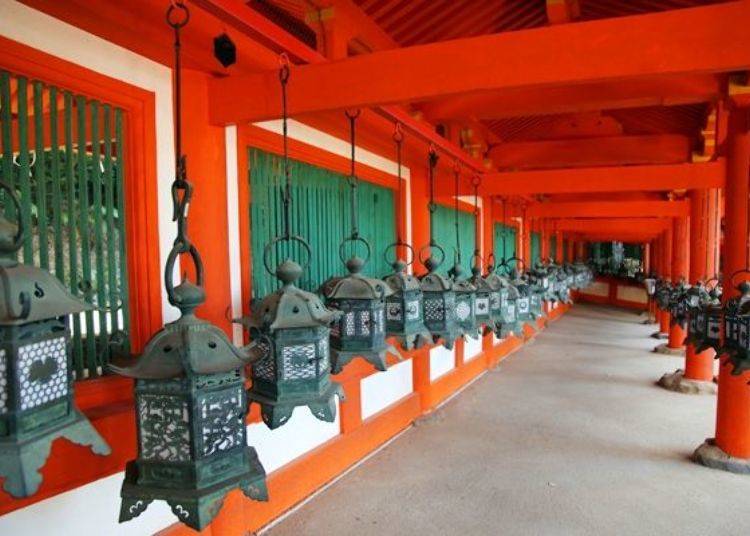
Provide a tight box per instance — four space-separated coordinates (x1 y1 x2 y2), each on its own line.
422 75 721 121
208 2 750 122
473 160 725 197
554 218 670 234
489 134 691 169
528 200 689 219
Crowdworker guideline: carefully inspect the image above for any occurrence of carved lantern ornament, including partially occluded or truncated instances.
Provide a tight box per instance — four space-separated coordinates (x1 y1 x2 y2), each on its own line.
418 148 464 349
484 257 522 339
686 279 722 354
382 124 432 351
654 278 673 311
505 258 543 330
321 111 396 373
446 165 479 339
110 5 267 530
720 274 750 375
668 278 691 328
528 262 553 303
236 58 343 429
0 181 109 498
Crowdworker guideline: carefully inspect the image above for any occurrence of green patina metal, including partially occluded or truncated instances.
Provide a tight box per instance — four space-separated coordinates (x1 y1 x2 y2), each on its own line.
381 126 431 351
0 180 110 498
321 111 396 373
0 70 131 380
110 5 266 530
238 60 343 429
720 280 750 375
418 150 463 349
686 281 722 354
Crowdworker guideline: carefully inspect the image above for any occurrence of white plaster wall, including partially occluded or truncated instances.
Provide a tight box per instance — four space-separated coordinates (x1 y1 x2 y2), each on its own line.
617 285 647 304
430 345 456 381
463 335 483 361
360 359 413 420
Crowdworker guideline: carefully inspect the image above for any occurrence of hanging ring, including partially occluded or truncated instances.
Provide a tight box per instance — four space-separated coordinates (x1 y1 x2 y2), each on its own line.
279 53 290 84
164 241 204 304
345 108 361 120
262 235 312 277
705 277 720 290
471 251 483 271
0 180 25 255
418 242 445 269
166 1 190 28
393 122 403 143
506 256 526 271
471 175 481 188
339 235 371 265
384 241 415 267
486 252 496 271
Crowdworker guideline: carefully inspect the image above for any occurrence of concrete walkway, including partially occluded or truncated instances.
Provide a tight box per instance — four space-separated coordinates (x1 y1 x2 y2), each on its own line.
265 305 749 536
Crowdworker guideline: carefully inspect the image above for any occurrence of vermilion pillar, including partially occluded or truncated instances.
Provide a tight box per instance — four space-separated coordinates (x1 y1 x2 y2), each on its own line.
684 189 718 382
658 226 673 335
709 108 750 463
566 238 574 263
667 216 689 349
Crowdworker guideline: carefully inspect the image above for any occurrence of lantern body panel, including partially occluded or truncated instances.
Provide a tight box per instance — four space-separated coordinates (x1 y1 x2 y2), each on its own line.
383 279 431 351
248 326 342 429
328 298 389 372
0 314 110 498
422 290 462 349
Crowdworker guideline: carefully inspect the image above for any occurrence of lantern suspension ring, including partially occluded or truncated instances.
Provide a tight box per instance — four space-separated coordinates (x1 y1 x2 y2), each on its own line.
112 4 268 529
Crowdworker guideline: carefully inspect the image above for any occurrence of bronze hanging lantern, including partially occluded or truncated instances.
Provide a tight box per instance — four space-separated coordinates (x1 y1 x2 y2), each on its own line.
382 124 431 351
419 148 464 349
447 164 479 339
668 278 691 328
466 176 498 335
236 57 343 429
0 181 110 498
321 111 396 373
720 274 750 375
506 257 544 330
686 279 722 354
111 4 267 530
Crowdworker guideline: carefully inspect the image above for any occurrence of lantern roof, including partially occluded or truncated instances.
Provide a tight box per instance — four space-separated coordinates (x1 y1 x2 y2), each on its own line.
0 259 92 326
419 270 453 292
321 257 393 300
470 267 493 293
241 260 339 331
110 313 252 379
448 263 476 293
383 264 421 292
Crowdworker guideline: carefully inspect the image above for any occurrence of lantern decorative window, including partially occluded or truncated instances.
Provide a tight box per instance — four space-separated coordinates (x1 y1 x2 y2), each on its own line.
418 148 463 349
111 6 267 530
668 279 691 328
506 259 541 330
470 264 495 335
655 279 673 310
721 277 750 375
0 182 110 498
381 124 431 351
686 280 721 354
484 258 521 339
321 111 396 373
236 58 343 429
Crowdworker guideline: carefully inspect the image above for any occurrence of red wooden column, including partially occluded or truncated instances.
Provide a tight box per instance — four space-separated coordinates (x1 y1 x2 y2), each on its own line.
684 189 717 382
696 108 750 470
643 243 651 274
667 216 689 349
566 237 574 263
658 226 673 336
540 219 550 261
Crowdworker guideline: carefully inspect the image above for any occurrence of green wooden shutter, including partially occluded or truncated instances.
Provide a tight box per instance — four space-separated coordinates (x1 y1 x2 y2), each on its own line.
249 149 395 298
493 223 517 264
0 70 131 379
550 235 557 261
431 204 475 277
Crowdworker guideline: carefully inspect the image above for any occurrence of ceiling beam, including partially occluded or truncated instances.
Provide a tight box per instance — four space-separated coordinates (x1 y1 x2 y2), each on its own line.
490 134 691 169
555 218 671 234
208 2 750 123
546 0 580 24
421 75 721 121
528 200 689 219
471 160 725 196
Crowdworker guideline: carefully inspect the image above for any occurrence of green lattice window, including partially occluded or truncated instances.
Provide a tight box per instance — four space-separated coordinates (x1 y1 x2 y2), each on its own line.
531 232 541 266
249 149 396 298
493 223 517 265
0 70 131 380
431 204 475 277
550 235 557 261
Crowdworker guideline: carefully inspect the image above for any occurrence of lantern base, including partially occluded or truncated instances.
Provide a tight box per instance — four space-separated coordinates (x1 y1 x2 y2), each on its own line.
330 343 401 374
693 438 750 475
390 330 432 351
650 331 669 339
657 369 717 395
119 446 268 531
249 381 344 429
0 408 110 498
653 343 684 356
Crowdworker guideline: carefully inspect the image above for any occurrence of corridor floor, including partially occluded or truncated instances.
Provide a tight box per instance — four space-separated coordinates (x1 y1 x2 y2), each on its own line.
265 305 750 536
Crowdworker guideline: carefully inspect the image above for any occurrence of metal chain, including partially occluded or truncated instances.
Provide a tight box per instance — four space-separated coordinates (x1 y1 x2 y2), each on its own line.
472 175 481 259
346 109 361 239
164 1 203 305
279 54 291 238
501 197 507 262
453 162 461 264
393 123 403 243
428 145 438 245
